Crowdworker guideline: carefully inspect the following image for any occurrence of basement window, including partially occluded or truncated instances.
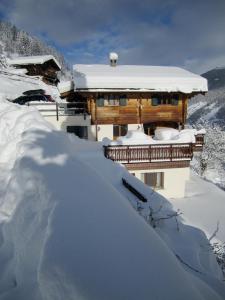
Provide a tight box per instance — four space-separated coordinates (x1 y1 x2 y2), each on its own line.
141 172 164 189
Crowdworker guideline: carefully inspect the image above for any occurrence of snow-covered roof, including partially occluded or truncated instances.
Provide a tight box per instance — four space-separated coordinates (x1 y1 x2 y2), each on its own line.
7 55 61 70
73 64 208 94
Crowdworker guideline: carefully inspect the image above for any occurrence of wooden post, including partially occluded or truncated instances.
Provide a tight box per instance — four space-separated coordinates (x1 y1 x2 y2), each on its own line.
56 102 59 121
95 94 98 141
170 144 173 161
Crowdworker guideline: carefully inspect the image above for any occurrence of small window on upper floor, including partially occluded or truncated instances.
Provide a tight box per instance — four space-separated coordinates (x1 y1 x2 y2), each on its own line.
96 95 104 107
151 94 179 106
104 94 119 106
119 95 127 106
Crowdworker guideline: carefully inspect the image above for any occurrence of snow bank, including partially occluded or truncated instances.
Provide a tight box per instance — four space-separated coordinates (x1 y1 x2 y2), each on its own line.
155 127 179 140
170 173 225 243
0 96 224 299
108 128 204 146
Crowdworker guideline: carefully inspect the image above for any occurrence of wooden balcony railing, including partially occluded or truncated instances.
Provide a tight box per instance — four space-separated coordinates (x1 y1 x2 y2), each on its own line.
193 134 205 151
103 143 194 164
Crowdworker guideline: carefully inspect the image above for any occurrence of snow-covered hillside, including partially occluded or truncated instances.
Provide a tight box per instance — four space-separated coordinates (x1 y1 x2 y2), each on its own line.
0 21 71 79
188 67 225 189
0 96 225 298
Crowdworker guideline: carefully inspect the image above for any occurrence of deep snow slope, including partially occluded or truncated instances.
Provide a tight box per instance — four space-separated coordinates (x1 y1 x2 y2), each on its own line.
170 173 225 243
0 96 225 299
188 67 225 188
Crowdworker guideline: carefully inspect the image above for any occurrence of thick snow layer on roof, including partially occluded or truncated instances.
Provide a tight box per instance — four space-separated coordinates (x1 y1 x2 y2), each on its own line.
73 64 208 93
7 55 61 69
108 128 201 145
0 95 224 299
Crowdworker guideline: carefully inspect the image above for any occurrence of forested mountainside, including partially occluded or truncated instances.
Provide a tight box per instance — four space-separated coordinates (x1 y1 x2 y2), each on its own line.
202 67 225 90
0 21 70 78
188 67 225 189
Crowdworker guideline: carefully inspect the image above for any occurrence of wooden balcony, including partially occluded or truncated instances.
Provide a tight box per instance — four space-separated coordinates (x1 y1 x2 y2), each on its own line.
104 143 193 162
103 133 205 169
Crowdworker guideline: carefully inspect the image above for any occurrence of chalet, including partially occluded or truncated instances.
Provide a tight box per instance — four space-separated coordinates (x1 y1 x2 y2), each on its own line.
32 53 207 198
7 55 61 85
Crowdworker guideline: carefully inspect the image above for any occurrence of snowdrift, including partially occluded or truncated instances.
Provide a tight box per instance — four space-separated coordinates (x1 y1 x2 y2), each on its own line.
107 128 204 146
0 95 224 299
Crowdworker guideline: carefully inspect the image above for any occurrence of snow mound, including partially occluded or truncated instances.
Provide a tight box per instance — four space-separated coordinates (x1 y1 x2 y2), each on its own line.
155 127 179 140
108 128 203 146
0 95 224 299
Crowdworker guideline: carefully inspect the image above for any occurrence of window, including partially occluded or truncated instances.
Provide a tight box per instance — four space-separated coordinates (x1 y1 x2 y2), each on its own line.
113 124 128 139
67 126 88 139
104 94 119 106
151 94 179 106
96 96 104 107
97 94 127 106
141 172 164 189
119 95 127 106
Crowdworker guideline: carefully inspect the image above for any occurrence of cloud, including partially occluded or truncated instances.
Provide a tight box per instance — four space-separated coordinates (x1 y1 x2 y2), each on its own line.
2 0 225 73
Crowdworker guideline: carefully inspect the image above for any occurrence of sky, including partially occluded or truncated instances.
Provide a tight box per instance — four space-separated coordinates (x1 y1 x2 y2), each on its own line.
1 0 225 74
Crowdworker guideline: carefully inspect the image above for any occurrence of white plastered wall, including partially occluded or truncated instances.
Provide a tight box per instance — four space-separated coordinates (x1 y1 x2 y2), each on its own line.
128 124 141 131
94 124 113 141
132 167 190 199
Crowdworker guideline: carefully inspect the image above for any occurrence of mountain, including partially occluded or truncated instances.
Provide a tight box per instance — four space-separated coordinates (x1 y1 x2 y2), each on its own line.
0 21 71 78
188 66 225 127
202 67 225 90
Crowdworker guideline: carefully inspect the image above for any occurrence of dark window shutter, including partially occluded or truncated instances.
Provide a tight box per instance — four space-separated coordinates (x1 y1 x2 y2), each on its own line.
119 96 127 106
171 94 179 105
96 97 104 107
152 96 159 106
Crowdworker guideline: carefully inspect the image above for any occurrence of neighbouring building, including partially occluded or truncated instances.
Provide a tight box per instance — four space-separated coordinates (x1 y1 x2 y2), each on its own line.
34 53 208 198
7 55 61 85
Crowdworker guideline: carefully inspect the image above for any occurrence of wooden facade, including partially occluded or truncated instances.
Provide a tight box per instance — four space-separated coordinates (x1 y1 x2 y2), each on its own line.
82 92 188 128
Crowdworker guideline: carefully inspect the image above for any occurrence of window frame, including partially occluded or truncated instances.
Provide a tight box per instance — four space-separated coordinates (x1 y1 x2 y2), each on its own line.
141 172 164 189
151 94 179 106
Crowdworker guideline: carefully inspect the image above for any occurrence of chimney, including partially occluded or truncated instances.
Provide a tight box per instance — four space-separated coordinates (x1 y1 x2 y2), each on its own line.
109 52 118 67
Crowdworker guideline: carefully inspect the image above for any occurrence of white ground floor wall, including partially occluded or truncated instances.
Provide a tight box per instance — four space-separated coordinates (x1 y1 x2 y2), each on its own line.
131 167 190 199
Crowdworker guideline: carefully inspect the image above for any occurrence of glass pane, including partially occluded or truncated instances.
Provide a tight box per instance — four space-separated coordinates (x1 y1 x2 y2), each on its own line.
113 125 120 138
119 96 127 106
171 94 179 105
96 97 104 107
120 125 128 136
143 172 164 189
152 95 160 106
